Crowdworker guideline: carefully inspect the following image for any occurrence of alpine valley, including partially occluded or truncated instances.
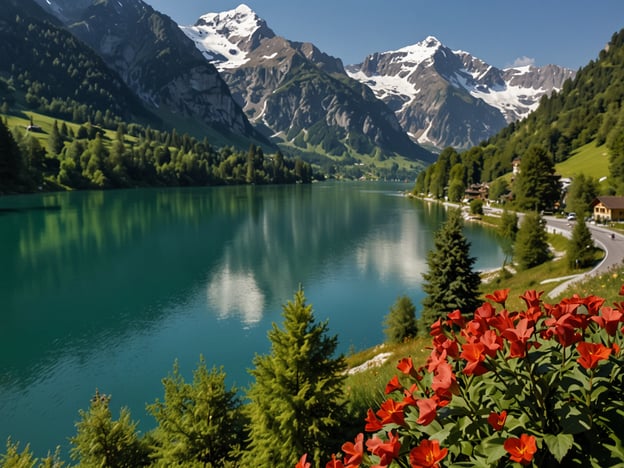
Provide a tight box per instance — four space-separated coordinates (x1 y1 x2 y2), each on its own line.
5 0 575 177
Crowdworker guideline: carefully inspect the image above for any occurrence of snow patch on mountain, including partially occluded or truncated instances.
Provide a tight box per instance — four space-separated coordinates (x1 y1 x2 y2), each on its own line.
180 4 261 70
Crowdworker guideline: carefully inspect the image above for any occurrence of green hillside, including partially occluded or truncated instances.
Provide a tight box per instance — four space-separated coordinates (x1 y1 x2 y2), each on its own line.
413 28 624 201
555 141 610 180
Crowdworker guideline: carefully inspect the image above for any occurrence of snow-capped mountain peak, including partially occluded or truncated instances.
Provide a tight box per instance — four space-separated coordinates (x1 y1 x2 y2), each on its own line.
180 3 275 70
347 37 575 148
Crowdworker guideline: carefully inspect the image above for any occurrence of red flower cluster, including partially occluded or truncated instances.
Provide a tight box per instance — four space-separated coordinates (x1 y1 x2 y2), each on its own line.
306 287 624 468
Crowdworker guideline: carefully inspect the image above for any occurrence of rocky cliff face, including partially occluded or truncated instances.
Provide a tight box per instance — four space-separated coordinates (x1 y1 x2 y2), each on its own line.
181 5 433 163
347 37 576 149
33 0 263 141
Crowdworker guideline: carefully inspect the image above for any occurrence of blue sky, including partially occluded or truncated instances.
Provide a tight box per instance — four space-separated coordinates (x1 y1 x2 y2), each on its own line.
144 0 624 70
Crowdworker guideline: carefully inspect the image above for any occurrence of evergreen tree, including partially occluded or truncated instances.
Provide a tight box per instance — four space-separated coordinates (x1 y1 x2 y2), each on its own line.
384 295 418 344
499 208 519 259
513 145 561 211
421 208 481 328
242 288 346 468
567 218 595 269
147 357 244 467
514 212 551 270
70 390 150 468
48 120 64 156
0 119 24 192
566 174 599 217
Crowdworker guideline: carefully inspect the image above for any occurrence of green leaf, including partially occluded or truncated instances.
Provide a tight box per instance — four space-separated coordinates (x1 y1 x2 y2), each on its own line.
555 403 592 434
544 433 574 462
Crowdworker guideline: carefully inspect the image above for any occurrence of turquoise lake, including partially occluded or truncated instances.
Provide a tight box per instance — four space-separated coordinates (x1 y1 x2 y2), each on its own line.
0 182 505 456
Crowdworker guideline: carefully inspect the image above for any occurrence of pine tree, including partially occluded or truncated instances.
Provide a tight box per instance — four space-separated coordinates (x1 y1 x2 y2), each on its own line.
421 208 481 328
514 145 561 211
147 357 244 466
567 218 595 269
565 173 599 217
70 390 150 468
242 288 346 468
384 295 418 344
514 212 551 270
48 120 64 156
0 119 24 191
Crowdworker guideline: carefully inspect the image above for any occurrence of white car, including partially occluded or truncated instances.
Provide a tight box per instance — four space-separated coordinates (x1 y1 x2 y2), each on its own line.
567 212 577 221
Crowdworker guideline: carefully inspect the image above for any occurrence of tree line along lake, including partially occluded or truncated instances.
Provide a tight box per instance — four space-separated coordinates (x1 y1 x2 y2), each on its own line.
0 181 506 456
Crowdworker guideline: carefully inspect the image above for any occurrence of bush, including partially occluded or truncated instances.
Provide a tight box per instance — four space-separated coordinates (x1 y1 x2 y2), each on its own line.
312 287 624 467
384 296 418 344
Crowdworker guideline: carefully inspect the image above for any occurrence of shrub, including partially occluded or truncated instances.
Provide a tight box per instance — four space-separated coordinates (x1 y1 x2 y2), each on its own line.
311 287 624 467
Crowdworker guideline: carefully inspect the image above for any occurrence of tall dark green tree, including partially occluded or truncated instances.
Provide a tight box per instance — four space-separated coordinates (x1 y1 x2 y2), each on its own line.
499 208 519 259
0 119 24 192
147 357 244 466
513 145 561 211
421 208 481 328
384 295 418 344
567 218 595 269
566 174 599 217
514 212 551 270
70 390 150 468
242 288 346 468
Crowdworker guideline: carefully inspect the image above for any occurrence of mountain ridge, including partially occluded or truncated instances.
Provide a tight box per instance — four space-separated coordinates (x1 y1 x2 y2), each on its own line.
347 35 576 149
180 4 435 169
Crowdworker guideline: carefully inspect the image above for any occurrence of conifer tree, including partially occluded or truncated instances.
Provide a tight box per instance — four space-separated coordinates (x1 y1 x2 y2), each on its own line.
384 295 418 344
0 119 24 191
421 208 481 328
514 145 561 211
48 120 64 156
242 288 346 468
567 218 595 269
70 390 150 468
514 212 551 270
147 357 244 466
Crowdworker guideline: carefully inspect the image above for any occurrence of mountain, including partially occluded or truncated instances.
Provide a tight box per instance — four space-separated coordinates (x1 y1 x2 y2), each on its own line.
31 0 268 146
346 36 576 149
0 0 153 124
180 4 435 168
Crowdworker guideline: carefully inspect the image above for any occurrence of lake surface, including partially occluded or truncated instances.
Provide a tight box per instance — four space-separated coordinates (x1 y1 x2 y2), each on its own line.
0 182 505 456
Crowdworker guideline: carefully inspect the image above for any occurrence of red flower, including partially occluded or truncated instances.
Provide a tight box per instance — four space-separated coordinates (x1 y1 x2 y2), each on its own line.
429 318 444 336
342 433 364 467
432 334 459 359
296 454 311 468
377 398 406 427
577 341 612 370
431 361 459 398
485 288 509 307
519 290 543 308
397 357 420 379
620 284 624 296
501 318 534 358
416 397 438 425
446 309 466 328
479 329 502 358
409 439 448 468
325 454 344 468
487 410 507 431
365 408 383 432
590 306 623 336
365 431 400 466
504 434 537 465
460 342 488 375
385 375 403 394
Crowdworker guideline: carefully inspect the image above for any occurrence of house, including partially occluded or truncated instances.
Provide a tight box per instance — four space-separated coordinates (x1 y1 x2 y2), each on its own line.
463 183 489 202
591 196 624 222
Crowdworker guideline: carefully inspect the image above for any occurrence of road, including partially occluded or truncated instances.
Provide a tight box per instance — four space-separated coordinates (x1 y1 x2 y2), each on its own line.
542 216 624 297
